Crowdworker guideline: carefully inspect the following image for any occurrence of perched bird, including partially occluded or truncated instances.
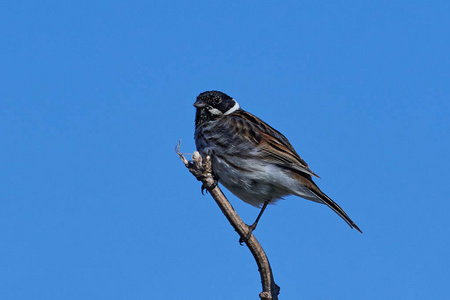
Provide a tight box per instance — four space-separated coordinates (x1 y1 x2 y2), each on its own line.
194 90 362 238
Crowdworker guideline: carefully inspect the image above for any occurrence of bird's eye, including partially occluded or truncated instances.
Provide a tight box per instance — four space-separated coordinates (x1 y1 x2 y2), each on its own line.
206 105 213 110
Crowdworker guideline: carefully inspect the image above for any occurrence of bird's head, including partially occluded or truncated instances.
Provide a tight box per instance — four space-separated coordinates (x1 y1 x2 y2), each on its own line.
194 91 240 127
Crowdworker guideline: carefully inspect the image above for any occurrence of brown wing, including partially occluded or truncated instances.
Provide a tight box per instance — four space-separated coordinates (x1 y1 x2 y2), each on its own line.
228 110 320 178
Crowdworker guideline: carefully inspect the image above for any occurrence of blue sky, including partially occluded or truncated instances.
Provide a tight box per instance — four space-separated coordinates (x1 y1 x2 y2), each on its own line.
1 1 449 299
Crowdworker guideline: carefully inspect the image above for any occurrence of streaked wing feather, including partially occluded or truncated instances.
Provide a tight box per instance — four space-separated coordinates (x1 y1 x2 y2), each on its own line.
225 110 320 178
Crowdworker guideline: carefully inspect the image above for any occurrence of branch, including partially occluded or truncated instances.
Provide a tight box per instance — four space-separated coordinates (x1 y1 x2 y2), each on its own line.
176 141 280 300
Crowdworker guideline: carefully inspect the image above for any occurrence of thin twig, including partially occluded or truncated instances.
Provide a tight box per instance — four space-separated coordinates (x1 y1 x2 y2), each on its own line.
176 141 280 300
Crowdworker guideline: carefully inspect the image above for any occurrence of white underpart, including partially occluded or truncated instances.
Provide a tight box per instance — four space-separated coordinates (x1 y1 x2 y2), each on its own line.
224 100 240 115
212 154 318 207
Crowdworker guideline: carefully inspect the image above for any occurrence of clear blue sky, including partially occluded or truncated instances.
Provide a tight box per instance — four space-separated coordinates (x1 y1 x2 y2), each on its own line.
1 1 449 299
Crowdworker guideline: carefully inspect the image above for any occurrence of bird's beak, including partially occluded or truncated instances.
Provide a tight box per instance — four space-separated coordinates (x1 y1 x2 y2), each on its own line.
193 100 206 108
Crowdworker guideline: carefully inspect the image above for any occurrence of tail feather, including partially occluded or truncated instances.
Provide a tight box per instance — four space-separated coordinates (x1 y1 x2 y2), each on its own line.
309 189 362 233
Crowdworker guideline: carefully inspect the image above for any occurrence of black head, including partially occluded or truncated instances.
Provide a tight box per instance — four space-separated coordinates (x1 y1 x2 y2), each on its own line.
194 91 240 127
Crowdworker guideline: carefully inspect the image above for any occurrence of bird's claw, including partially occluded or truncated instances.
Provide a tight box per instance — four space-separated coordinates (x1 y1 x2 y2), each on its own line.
201 180 218 195
201 184 207 195
239 223 257 245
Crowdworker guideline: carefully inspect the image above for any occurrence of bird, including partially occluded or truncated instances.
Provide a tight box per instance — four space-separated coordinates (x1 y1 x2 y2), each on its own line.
193 90 362 240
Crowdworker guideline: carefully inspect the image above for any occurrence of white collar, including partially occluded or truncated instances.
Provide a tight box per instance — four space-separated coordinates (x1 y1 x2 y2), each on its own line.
224 100 240 115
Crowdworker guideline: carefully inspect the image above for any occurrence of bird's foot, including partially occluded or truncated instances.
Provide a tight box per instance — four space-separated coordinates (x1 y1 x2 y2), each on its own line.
186 152 218 195
201 179 218 195
239 223 257 246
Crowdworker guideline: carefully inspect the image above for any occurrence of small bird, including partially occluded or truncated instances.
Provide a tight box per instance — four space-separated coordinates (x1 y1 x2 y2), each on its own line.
194 91 362 239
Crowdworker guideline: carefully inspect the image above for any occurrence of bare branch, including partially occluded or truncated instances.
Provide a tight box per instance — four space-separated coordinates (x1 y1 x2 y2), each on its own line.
176 141 280 299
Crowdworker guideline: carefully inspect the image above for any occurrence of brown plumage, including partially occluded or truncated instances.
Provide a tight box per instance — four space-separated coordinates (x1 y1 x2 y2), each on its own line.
194 90 362 234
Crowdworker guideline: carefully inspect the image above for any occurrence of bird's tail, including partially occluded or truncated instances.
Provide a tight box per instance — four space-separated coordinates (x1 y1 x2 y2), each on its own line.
309 186 363 233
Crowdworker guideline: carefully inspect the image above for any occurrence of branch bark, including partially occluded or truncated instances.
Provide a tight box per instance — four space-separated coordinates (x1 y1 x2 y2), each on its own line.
177 142 280 300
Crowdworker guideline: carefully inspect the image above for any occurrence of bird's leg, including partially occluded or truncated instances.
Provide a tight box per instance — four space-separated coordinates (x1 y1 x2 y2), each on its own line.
250 200 270 232
239 200 270 245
